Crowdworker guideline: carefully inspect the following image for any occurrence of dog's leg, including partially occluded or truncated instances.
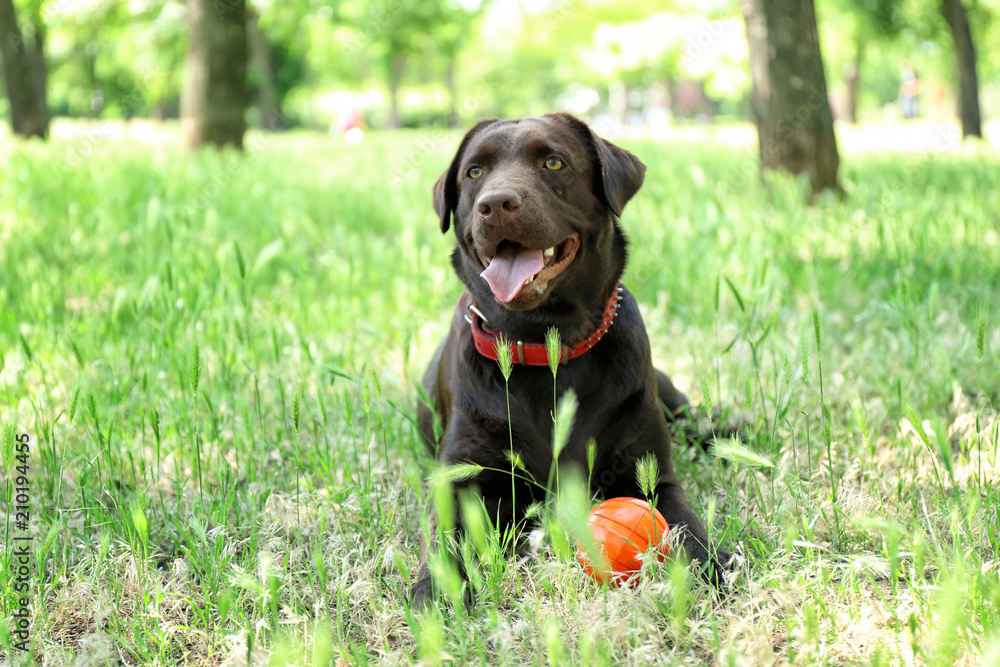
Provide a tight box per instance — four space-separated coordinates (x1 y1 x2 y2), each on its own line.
410 512 438 609
417 340 449 454
411 509 477 612
655 368 745 449
654 368 692 421
653 477 731 586
411 464 531 610
411 507 477 611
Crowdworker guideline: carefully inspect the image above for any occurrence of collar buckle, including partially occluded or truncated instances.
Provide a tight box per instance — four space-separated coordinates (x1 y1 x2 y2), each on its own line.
465 302 489 325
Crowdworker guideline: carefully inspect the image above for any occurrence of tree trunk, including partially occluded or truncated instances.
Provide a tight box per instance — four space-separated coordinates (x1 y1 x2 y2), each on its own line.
82 42 101 117
444 56 458 128
843 37 864 125
387 54 405 129
940 0 982 138
247 8 283 131
0 0 47 138
28 15 49 128
740 0 842 198
181 0 248 149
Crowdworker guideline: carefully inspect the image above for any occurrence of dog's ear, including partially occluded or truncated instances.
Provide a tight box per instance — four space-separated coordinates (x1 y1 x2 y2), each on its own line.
545 112 646 217
433 119 500 233
594 135 646 217
431 171 453 234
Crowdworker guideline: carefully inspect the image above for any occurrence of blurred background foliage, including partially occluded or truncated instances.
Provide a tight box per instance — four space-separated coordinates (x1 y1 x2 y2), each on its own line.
3 0 997 132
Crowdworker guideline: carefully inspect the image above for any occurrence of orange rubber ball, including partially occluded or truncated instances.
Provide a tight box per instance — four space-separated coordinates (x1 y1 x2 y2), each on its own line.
577 497 670 585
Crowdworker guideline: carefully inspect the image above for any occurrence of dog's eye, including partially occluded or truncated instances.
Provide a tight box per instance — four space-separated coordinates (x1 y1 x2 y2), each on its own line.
467 166 483 179
545 157 564 171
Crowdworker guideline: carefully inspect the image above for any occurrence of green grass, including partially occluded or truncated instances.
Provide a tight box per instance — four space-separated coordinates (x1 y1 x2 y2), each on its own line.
1 126 998 665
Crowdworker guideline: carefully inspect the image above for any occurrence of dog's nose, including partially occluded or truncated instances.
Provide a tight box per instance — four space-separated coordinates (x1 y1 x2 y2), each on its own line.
477 189 521 220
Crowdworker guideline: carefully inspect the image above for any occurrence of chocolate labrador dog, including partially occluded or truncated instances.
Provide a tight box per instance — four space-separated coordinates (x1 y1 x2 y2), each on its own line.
412 113 729 607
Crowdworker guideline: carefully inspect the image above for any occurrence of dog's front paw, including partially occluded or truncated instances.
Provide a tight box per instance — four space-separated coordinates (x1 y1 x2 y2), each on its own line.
408 571 475 612
409 575 434 611
673 530 734 588
705 546 734 587
671 406 749 452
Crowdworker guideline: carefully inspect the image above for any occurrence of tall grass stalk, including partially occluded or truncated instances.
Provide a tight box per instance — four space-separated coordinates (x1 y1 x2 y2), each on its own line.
495 333 516 518
546 326 562 492
188 342 204 508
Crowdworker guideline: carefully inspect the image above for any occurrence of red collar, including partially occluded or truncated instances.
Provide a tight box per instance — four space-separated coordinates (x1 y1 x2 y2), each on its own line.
465 284 624 366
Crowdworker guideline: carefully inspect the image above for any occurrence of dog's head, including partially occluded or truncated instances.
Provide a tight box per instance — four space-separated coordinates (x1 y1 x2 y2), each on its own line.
433 113 645 318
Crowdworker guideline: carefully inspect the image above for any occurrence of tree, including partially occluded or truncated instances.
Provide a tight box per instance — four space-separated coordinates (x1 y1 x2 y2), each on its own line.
23 3 48 127
940 0 982 138
820 0 904 124
0 0 48 138
338 0 475 129
434 7 479 128
248 7 283 129
366 4 436 129
181 0 249 148
741 0 842 198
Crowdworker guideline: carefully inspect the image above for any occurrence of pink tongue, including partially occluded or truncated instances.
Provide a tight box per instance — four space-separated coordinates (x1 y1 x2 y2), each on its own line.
480 246 545 303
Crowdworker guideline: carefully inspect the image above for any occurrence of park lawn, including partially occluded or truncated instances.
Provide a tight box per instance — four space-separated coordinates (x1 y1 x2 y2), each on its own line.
0 126 998 666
